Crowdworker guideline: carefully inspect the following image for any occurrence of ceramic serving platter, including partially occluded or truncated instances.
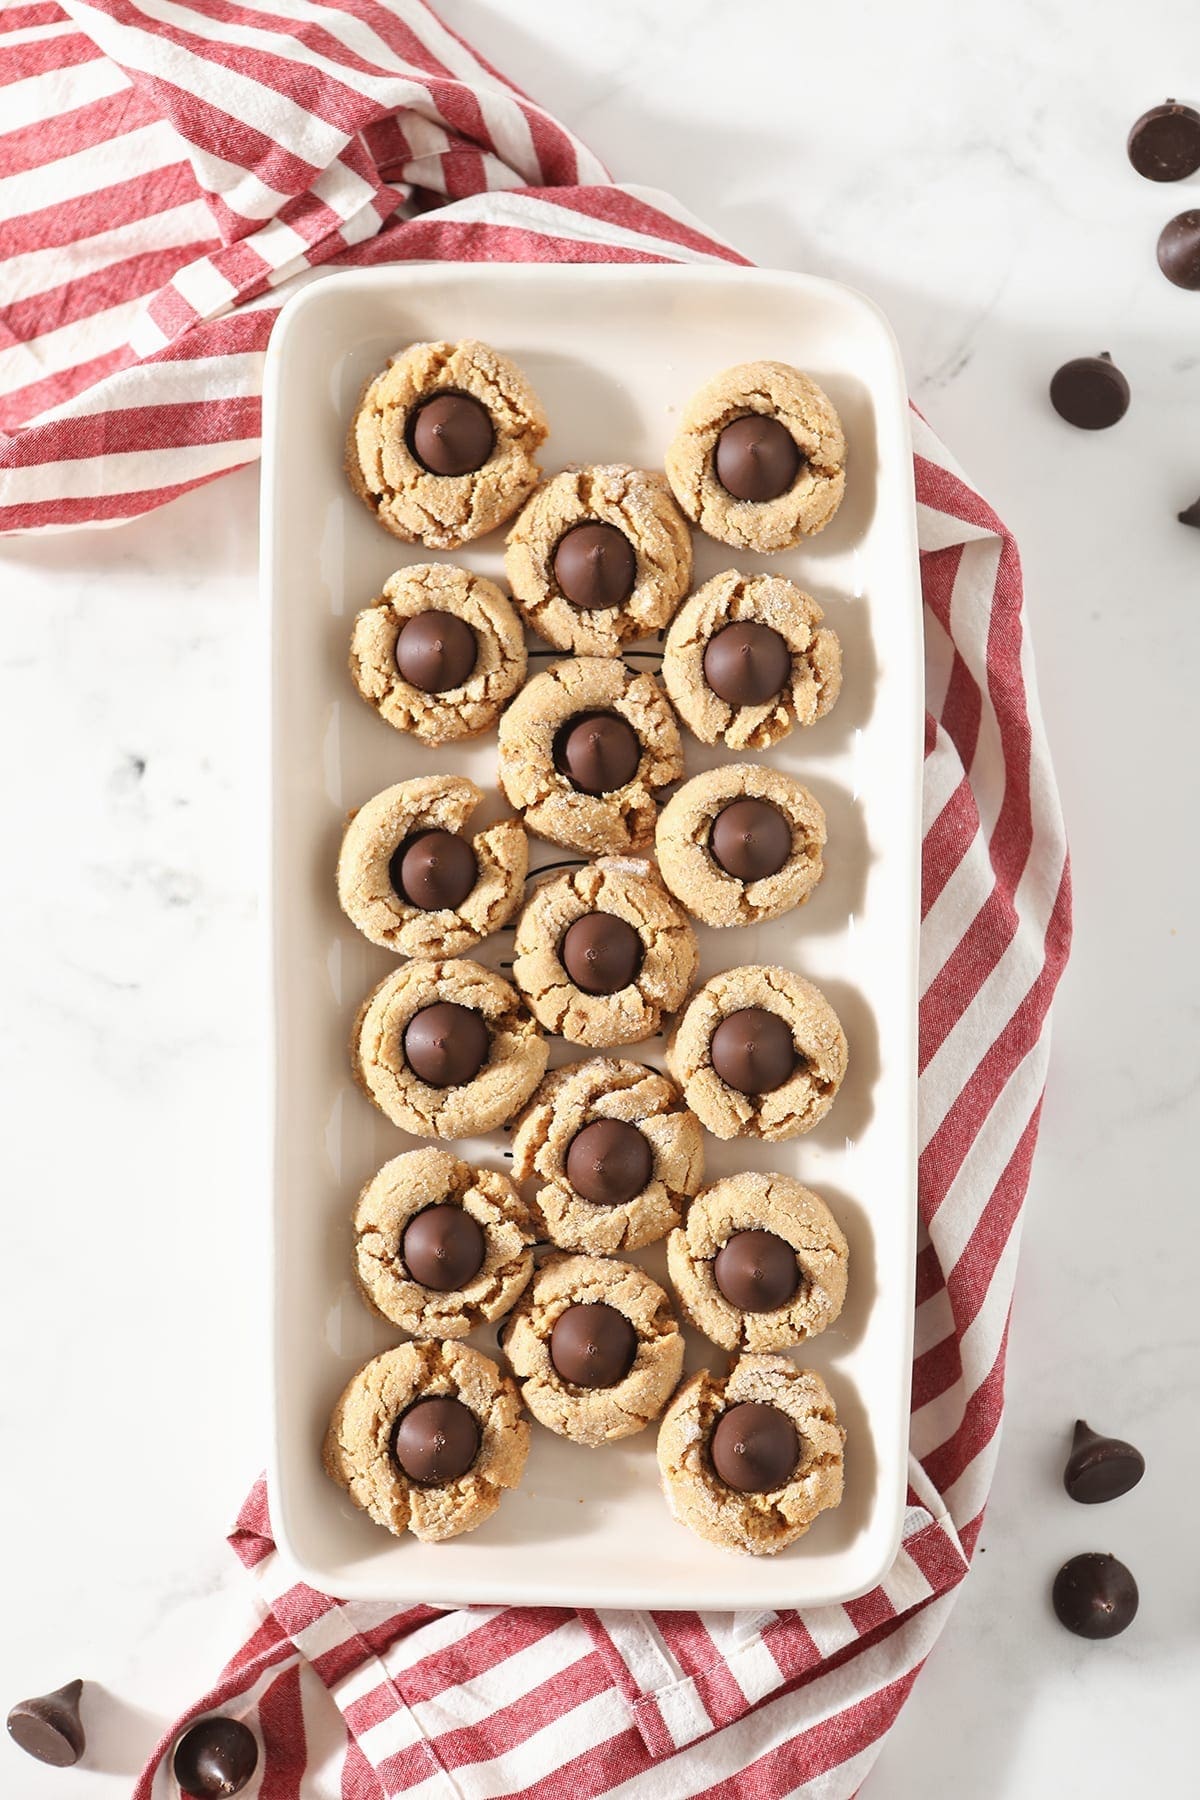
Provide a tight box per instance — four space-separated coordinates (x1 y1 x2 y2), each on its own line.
262 262 922 1609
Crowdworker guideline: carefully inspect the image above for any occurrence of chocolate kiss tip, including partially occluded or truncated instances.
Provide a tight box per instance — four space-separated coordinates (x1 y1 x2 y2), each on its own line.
1178 498 1200 528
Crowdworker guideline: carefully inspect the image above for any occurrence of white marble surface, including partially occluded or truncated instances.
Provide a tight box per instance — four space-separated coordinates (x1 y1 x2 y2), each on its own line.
1 2 1197 1793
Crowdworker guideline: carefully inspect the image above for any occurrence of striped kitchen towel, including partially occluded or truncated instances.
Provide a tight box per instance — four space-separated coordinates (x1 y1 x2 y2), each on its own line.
1 4 1071 1796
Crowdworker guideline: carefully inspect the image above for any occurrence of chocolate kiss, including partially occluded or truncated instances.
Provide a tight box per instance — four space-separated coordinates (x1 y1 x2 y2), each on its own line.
1063 1419 1145 1504
6 1681 86 1768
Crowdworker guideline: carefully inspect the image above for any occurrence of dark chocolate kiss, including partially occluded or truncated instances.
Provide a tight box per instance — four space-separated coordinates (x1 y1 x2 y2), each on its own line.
709 798 792 881
394 610 477 693
392 829 478 912
1157 210 1200 289
553 522 637 611
549 1302 638 1389
709 1401 799 1493
709 1007 797 1095
391 1396 481 1485
407 390 495 475
703 621 792 708
401 1204 487 1292
1063 1420 1146 1505
713 1229 799 1312
1049 354 1130 430
565 1119 653 1205
1127 100 1200 181
554 711 641 795
1051 1552 1138 1639
714 413 802 501
172 1717 259 1797
560 912 643 994
6 1682 86 1769
403 1002 489 1088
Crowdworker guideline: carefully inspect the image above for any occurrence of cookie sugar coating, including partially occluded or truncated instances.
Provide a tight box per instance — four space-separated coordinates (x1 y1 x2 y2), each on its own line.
504 1254 684 1446
656 1355 844 1555
513 859 697 1048
324 1341 528 1542
665 360 846 552
351 957 547 1139
667 964 848 1141
512 1057 704 1254
656 765 826 928
350 563 526 747
338 775 527 957
346 338 548 549
663 570 841 751
667 1172 848 1351
353 1148 537 1338
504 465 691 655
498 657 683 855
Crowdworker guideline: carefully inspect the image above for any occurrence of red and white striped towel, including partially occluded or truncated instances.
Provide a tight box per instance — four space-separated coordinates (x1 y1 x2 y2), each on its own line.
1 4 1071 1795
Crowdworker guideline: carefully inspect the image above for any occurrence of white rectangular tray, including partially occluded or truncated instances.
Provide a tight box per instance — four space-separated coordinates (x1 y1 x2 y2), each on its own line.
263 262 922 1610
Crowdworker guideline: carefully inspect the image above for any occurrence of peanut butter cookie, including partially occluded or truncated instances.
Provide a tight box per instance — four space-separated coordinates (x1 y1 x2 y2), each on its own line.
353 1149 537 1339
337 776 527 957
349 563 526 748
667 964 848 1141
511 1057 704 1254
662 571 841 751
351 957 547 1139
512 859 697 1048
655 765 825 928
664 361 845 552
657 1355 844 1556
498 657 683 855
666 1172 848 1352
324 1341 528 1542
346 338 547 549
504 465 691 655
503 1254 684 1447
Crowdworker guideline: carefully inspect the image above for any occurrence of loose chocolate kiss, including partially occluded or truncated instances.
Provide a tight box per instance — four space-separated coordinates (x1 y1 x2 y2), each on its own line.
1179 496 1200 528
1051 1552 1138 1639
714 1229 799 1312
565 1119 653 1205
710 798 792 882
549 1302 638 1389
1157 210 1200 289
554 711 641 795
403 1002 489 1088
1049 354 1130 430
709 1401 799 1494
560 912 643 994
553 522 637 611
394 610 477 693
709 1007 797 1095
714 414 802 501
1127 99 1200 181
1063 1419 1145 1505
172 1717 259 1798
391 1395 481 1485
407 390 495 475
402 1204 486 1292
703 621 792 708
392 830 478 912
6 1681 85 1768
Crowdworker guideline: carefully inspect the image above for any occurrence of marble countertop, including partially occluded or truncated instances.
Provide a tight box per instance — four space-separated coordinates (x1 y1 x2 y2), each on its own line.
1 2 1196 1793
